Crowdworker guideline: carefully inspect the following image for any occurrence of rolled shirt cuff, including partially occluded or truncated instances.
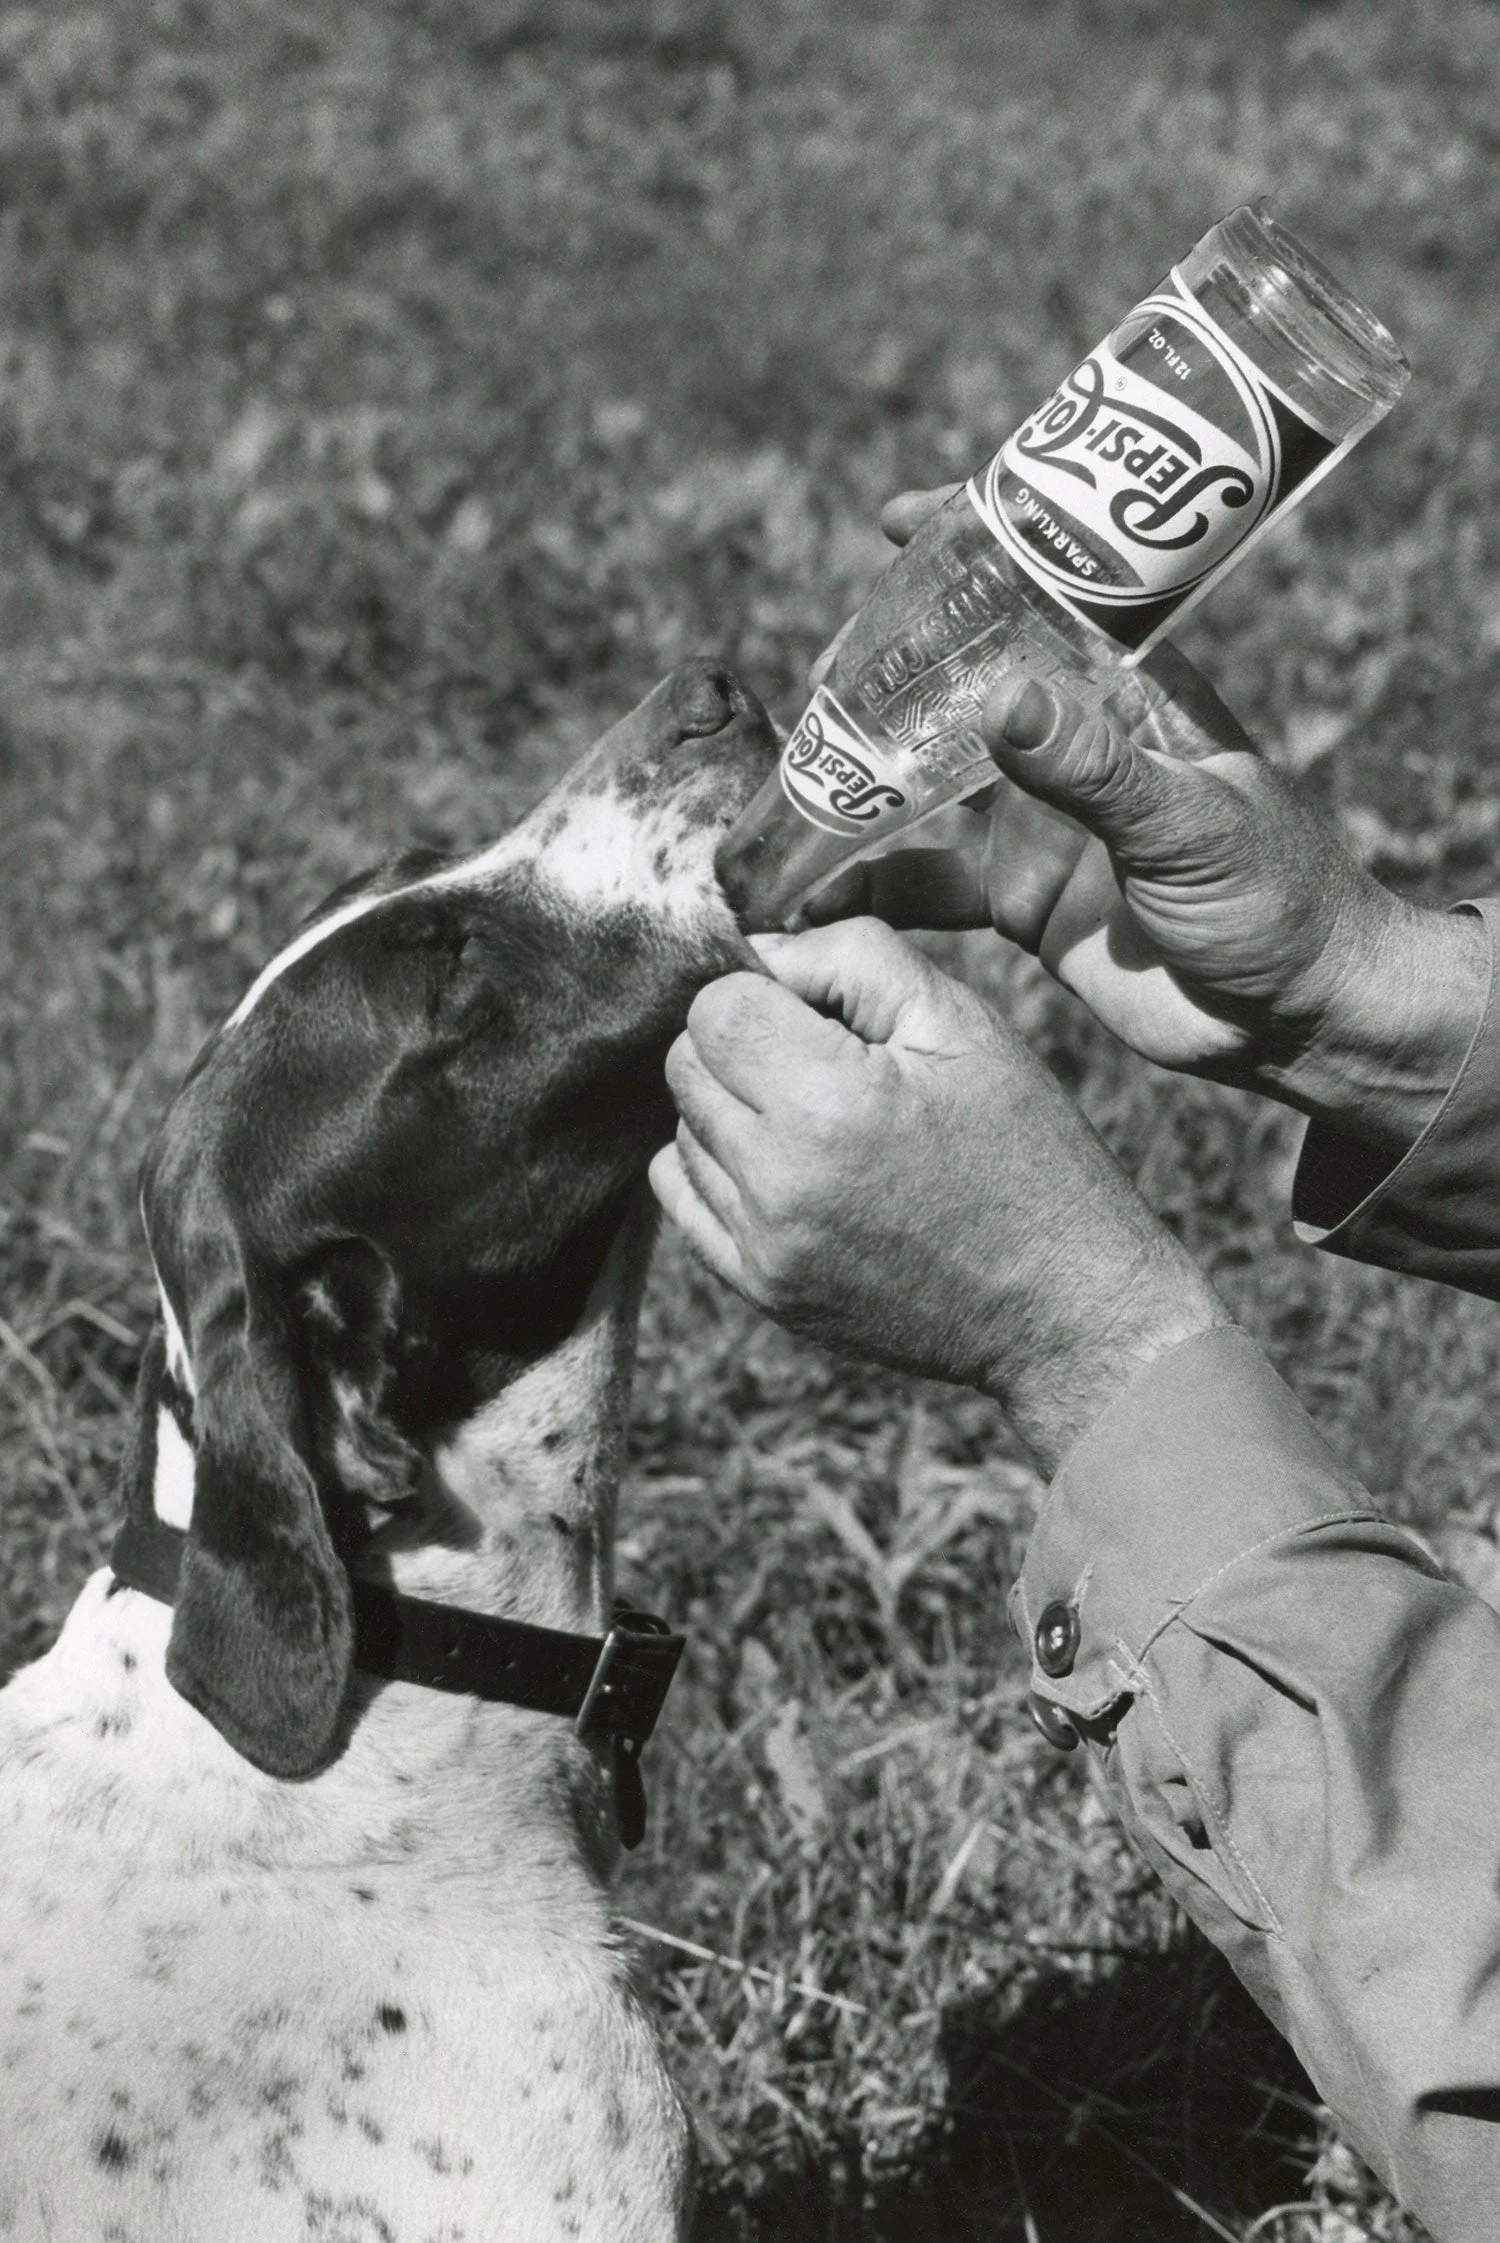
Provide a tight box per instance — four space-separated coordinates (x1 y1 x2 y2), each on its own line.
1010 1325 1433 1726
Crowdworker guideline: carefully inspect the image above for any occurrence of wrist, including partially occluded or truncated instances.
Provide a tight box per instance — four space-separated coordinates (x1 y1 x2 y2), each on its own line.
980 1232 1233 1479
1257 895 1489 1166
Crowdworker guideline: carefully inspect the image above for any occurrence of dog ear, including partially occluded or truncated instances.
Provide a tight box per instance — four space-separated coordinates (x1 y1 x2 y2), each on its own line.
163 1229 354 1781
294 1238 421 1518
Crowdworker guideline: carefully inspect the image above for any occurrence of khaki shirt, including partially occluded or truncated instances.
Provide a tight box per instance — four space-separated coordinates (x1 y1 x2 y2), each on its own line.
1013 901 1500 2243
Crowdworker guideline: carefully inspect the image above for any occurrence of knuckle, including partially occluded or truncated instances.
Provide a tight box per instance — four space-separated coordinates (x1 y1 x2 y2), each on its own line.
751 1160 809 1230
746 1221 817 1312
799 1072 882 1160
846 911 911 963
687 974 776 1068
746 1149 839 1254
684 979 729 1040
662 1031 693 1092
682 989 718 1048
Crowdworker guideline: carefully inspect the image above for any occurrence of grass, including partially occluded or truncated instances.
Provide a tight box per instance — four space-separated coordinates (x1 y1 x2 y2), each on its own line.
3 0 1498 2232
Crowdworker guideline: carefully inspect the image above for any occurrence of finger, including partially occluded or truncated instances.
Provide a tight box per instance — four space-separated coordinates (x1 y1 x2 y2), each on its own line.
750 918 968 1049
1034 837 1128 982
980 790 1090 953
672 1121 744 1234
800 846 990 931
1036 845 1243 1064
664 1028 758 1157
982 673 1250 884
879 484 961 547
683 967 857 1106
648 1142 747 1294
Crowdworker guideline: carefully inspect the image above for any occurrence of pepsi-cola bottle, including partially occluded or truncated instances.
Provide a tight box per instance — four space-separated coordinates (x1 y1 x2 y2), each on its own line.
717 205 1409 931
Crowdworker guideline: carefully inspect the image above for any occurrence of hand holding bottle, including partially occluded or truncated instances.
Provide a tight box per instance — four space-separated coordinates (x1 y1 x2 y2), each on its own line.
716 206 1409 934
805 499 1487 1166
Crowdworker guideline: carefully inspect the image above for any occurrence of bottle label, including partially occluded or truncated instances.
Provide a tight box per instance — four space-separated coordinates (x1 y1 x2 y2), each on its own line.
967 269 1337 650
778 686 914 837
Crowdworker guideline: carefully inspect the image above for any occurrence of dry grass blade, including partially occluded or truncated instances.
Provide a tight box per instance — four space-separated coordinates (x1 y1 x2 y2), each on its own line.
924 1818 992 1920
835 1719 942 1771
1242 2207 1337 2243
970 2050 1245 2243
620 1918 868 2019
0 1315 58 1396
36 1299 140 1349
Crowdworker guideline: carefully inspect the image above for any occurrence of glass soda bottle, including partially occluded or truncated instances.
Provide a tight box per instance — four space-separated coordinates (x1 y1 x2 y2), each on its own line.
717 204 1409 931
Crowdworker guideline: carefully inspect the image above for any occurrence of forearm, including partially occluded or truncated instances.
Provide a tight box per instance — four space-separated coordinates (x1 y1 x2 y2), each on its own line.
934 1037 1236 1474
1019 1328 1500 2240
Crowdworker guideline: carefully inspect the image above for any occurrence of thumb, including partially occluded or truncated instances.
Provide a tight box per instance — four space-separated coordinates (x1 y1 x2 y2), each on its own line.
983 672 1245 882
750 919 975 1049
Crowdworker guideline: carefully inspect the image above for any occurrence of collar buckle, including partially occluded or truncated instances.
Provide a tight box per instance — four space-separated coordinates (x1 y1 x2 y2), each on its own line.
574 1609 685 1749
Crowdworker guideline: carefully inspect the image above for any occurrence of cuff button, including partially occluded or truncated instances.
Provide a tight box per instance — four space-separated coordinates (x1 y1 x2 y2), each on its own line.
1035 1599 1080 1678
1027 1691 1079 1752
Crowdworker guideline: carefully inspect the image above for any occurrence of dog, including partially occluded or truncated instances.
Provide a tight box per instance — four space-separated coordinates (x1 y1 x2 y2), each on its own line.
0 659 778 2243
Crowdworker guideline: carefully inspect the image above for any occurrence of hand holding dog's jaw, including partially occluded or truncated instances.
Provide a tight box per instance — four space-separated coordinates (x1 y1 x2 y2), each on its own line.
650 918 1227 1476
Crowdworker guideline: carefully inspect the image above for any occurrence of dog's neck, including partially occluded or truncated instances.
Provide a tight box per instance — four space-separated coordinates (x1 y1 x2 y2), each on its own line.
357 1254 645 1634
147 1216 653 1640
32 1217 659 1879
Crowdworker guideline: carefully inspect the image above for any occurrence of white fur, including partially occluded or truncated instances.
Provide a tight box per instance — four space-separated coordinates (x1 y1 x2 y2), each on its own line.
224 880 410 1031
0 1204 689 2241
153 1261 196 1397
224 777 716 1035
484 789 711 921
152 1405 196 1530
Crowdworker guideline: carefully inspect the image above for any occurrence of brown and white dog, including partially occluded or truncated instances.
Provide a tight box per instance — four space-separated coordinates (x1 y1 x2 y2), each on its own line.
0 661 778 2243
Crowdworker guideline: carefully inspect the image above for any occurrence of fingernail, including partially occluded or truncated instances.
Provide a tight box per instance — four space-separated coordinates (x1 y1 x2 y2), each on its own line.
994 676 1057 751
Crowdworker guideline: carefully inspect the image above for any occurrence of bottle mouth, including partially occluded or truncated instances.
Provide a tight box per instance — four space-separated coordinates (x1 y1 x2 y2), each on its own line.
1223 203 1410 415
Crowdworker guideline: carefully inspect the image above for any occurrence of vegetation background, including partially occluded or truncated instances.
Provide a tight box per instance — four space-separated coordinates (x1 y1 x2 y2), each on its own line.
1 0 1496 2233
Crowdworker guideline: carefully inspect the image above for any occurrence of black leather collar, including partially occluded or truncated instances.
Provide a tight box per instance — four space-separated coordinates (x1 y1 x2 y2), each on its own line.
108 1517 684 1847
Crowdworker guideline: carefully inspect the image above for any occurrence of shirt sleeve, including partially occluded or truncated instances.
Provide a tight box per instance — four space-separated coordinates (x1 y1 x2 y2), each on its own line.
1293 897 1500 1297
1014 1324 1500 2243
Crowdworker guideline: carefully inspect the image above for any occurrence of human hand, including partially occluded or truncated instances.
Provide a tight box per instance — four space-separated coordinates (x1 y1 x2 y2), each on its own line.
649 918 1224 1473
805 486 1487 1159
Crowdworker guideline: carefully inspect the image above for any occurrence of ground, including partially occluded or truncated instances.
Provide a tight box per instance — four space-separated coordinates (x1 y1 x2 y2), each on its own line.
3 1 1497 2235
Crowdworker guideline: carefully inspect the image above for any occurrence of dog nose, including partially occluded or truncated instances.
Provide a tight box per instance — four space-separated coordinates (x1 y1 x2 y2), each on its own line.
667 661 737 739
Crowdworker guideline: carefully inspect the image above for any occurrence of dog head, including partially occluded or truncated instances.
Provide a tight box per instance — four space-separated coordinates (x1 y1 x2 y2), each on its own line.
132 660 778 1777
